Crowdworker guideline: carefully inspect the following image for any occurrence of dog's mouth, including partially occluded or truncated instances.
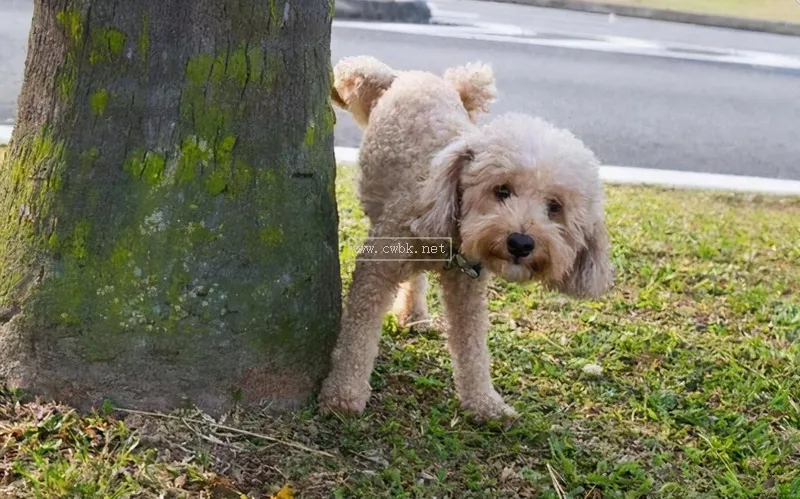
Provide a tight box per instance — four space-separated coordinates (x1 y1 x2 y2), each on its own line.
499 260 531 282
465 246 547 282
503 249 544 268
487 254 548 283
479 255 530 282
509 256 541 268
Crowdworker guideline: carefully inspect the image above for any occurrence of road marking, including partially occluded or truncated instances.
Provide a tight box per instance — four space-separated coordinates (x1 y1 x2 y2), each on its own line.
0 124 11 144
598 165 800 195
604 35 662 49
333 20 800 71
335 146 360 163
334 147 800 196
428 2 480 20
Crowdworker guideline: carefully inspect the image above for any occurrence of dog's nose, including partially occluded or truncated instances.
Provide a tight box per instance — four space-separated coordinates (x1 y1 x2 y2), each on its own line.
507 233 535 258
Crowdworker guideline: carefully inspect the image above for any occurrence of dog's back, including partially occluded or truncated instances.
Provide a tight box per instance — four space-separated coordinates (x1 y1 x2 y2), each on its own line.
331 56 496 129
359 72 471 222
331 57 496 226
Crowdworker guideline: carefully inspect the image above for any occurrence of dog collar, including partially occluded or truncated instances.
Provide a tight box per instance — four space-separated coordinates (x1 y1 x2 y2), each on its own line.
445 253 482 279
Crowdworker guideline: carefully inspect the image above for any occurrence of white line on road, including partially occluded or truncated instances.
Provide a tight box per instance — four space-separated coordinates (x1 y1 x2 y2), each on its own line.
598 165 800 195
0 125 11 144
334 146 800 196
333 20 800 71
428 2 481 20
335 146 360 164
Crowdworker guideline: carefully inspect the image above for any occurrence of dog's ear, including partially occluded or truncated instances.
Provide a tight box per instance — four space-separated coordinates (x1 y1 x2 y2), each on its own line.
410 139 473 238
556 218 614 299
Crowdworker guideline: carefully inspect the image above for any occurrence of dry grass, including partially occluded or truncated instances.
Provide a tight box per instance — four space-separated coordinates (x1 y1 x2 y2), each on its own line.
587 0 800 23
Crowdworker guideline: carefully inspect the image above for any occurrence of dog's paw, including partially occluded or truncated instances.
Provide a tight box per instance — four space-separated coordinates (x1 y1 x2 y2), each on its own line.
318 379 371 415
460 390 519 422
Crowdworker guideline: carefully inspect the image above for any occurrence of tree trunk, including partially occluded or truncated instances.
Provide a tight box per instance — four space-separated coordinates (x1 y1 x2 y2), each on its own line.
0 0 341 415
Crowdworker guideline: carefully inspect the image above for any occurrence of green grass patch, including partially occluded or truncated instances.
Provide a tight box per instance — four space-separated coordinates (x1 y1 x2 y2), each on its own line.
583 0 800 23
1 160 799 498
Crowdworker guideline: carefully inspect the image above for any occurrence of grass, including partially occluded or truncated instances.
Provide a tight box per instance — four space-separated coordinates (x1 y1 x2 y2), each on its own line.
1 155 799 498
582 0 800 24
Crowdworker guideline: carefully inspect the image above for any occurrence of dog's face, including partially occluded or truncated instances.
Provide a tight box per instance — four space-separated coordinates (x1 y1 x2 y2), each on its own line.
411 114 614 298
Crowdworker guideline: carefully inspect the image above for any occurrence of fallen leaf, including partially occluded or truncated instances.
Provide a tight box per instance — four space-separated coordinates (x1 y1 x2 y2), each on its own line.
271 485 294 499
582 363 604 376
174 474 187 488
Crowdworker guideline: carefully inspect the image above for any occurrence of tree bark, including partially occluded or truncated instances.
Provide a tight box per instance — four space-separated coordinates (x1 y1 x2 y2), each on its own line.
0 0 341 415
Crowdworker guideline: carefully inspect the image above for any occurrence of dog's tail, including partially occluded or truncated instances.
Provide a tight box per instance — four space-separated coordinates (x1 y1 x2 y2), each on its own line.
443 62 497 122
330 56 397 129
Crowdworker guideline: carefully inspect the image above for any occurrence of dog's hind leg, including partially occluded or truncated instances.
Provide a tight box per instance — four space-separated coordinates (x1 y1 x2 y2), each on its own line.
392 273 431 331
319 260 404 415
440 270 518 421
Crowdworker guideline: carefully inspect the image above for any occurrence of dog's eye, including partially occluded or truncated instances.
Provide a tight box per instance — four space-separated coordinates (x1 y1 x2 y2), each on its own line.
547 199 562 216
495 184 512 201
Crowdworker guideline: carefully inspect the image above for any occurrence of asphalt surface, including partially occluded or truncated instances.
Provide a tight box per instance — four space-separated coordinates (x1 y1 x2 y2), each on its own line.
2 0 800 179
331 26 800 180
428 0 800 56
0 0 30 126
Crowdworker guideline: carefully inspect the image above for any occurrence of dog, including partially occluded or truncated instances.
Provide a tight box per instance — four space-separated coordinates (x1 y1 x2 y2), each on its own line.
319 56 614 420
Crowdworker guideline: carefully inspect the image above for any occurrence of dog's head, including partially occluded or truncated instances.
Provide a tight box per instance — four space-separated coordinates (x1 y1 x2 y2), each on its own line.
411 114 614 299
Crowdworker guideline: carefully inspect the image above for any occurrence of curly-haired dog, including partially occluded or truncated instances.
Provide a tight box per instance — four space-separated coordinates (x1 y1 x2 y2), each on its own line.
320 56 614 420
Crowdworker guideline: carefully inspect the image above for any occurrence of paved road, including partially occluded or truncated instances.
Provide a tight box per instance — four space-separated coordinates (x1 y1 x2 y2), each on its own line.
0 0 30 125
428 0 800 56
331 1 800 180
2 0 800 179
331 27 800 180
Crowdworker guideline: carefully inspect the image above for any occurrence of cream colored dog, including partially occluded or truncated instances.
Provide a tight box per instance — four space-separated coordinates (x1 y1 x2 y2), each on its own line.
319 56 613 420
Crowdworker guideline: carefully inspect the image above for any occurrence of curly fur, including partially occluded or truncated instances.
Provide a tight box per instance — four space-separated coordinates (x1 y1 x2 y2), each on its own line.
319 57 614 421
331 55 496 128
443 62 497 122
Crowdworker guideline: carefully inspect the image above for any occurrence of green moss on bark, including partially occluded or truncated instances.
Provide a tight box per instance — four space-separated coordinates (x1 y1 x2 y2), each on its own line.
56 9 83 101
124 149 166 185
260 226 284 246
1 1 340 413
89 28 126 65
139 15 149 62
90 89 109 116
56 9 82 44
24 42 330 356
228 47 248 87
269 0 282 31
0 129 68 302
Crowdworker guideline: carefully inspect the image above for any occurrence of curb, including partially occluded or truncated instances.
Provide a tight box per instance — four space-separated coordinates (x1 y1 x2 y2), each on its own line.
482 0 800 37
2 138 797 197
334 0 432 23
0 125 11 145
334 147 800 196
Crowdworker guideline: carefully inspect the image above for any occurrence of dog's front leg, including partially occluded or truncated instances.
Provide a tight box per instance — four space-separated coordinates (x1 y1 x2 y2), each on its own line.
440 271 518 421
319 260 402 415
